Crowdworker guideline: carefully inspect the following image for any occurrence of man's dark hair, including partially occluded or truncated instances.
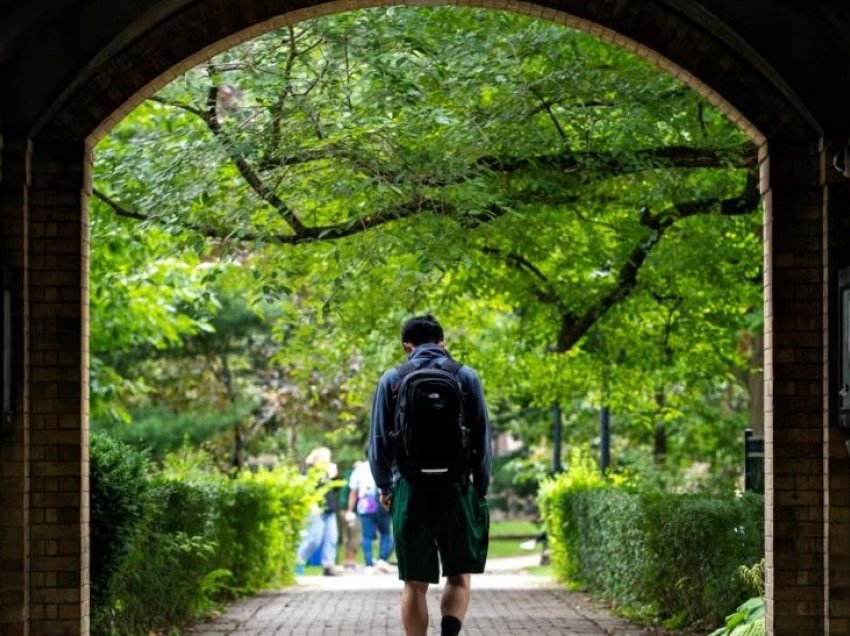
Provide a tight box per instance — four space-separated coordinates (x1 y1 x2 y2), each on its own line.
401 314 444 346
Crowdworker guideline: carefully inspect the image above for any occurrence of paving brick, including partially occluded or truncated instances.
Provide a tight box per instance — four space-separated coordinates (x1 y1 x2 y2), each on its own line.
188 570 659 636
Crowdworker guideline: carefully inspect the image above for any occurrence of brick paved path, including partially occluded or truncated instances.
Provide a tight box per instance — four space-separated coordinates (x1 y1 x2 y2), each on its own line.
188 558 658 635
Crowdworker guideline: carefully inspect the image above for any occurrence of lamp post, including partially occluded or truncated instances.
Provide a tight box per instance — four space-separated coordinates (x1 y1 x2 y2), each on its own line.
551 403 562 473
600 406 610 473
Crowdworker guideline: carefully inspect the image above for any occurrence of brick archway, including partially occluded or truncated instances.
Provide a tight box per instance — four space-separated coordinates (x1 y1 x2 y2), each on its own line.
42 0 802 144
2 2 847 635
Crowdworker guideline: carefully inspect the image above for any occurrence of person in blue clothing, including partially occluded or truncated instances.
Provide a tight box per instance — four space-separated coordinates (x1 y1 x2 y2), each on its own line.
295 447 341 576
369 314 491 636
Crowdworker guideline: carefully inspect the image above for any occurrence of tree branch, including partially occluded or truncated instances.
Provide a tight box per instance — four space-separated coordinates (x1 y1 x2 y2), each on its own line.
149 95 204 117
529 86 568 142
96 164 757 256
93 189 150 222
478 143 756 176
525 87 690 119
203 83 308 236
93 187 265 241
149 92 756 190
93 186 508 246
555 177 758 352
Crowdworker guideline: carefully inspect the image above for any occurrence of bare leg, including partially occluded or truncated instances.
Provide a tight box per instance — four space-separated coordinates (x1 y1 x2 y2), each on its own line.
441 574 471 621
402 580 430 636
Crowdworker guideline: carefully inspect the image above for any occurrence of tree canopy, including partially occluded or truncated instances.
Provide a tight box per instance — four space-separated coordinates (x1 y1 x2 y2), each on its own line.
91 6 761 482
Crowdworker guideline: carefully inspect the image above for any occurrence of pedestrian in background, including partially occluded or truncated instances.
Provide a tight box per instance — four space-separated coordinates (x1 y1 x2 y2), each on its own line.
338 460 362 571
346 457 395 573
295 447 341 576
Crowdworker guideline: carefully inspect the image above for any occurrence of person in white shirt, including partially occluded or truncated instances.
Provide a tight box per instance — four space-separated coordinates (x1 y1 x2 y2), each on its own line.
346 458 395 573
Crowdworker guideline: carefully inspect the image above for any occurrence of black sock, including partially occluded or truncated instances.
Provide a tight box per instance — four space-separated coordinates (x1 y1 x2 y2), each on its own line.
441 615 462 636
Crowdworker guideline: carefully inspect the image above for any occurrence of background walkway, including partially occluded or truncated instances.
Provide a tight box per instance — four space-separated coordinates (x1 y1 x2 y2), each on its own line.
188 557 662 635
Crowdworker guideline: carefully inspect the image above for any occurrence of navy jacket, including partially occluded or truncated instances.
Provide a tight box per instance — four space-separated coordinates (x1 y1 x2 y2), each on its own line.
368 344 492 498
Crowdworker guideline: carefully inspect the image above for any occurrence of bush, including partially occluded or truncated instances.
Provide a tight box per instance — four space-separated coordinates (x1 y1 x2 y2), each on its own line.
89 433 150 633
709 596 765 636
105 478 222 633
641 492 762 625
91 442 314 635
212 467 315 591
537 448 602 578
539 451 763 629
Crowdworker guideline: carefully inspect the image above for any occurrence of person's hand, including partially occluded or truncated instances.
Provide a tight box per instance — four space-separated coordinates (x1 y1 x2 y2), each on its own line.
380 492 393 512
344 510 357 526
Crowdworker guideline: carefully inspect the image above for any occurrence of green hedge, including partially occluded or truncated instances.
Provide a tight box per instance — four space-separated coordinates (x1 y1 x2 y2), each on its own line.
90 433 151 622
90 434 315 635
539 453 763 629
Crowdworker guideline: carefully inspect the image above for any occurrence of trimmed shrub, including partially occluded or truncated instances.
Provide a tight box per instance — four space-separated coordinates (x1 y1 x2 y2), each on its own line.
212 467 315 591
91 443 314 635
89 433 150 633
640 492 762 625
104 478 221 633
539 457 763 629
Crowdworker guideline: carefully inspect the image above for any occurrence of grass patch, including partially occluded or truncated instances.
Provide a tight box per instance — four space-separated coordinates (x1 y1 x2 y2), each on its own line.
489 519 540 537
488 538 538 559
297 519 543 574
489 519 543 559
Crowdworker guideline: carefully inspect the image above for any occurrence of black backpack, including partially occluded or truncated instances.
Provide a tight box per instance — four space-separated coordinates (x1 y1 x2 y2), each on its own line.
391 358 470 485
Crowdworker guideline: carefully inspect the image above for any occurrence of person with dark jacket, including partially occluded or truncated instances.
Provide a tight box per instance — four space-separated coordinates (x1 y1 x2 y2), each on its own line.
369 315 491 636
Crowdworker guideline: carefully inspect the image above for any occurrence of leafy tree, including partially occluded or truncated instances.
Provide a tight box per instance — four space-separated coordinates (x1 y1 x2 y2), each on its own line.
91 7 761 481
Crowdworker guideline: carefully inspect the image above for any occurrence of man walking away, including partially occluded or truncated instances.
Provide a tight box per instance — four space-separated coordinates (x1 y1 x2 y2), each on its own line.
369 314 491 636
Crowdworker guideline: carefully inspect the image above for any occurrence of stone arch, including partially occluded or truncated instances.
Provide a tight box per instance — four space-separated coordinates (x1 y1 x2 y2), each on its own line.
1 2 844 636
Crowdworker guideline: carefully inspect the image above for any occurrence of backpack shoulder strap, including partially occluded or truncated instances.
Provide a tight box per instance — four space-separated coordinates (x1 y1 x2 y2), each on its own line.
395 361 418 380
435 358 462 375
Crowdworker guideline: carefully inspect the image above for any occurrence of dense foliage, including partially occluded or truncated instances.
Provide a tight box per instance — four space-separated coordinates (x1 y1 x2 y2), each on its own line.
539 449 763 629
709 597 765 636
94 401 255 460
90 433 315 634
90 433 151 619
91 6 762 484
